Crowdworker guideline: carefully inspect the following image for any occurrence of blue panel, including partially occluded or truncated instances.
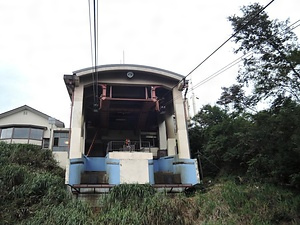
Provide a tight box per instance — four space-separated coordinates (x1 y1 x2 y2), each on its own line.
69 158 84 185
153 159 159 172
173 159 198 185
106 158 120 185
148 159 154 184
157 156 175 173
84 157 106 171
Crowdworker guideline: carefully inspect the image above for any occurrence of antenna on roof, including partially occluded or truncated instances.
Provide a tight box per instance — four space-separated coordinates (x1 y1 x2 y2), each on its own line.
123 50 125 64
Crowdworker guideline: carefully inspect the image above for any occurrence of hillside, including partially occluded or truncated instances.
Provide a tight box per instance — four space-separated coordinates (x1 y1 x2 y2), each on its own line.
0 142 299 224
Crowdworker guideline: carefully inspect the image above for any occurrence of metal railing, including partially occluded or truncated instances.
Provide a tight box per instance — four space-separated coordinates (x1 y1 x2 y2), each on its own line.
106 141 151 153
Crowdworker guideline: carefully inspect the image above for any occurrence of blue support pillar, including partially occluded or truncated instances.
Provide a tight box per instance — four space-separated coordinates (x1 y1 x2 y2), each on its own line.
69 158 84 185
106 158 120 185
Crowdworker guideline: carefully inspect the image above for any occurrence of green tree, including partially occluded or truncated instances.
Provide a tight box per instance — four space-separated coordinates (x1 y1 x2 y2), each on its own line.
218 3 300 111
189 105 252 177
189 101 300 188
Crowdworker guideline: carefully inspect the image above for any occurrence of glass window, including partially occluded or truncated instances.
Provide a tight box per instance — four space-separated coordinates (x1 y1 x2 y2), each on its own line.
30 128 43 140
54 137 59 146
13 128 30 139
0 128 13 139
53 131 69 151
43 138 50 149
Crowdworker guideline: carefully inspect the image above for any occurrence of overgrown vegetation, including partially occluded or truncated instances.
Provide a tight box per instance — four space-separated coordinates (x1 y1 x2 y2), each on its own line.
1 143 300 224
189 2 300 189
189 100 300 188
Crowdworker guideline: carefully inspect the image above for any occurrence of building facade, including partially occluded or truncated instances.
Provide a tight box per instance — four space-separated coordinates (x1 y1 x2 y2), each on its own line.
0 105 69 168
65 64 199 188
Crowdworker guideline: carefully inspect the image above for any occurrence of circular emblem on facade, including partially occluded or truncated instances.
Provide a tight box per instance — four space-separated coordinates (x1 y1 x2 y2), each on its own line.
126 71 134 79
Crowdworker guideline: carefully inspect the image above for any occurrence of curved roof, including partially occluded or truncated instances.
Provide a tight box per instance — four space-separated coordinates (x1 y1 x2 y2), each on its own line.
73 64 184 81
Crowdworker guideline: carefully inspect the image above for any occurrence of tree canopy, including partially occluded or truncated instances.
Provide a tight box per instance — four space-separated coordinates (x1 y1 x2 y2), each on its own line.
189 4 300 188
218 3 300 111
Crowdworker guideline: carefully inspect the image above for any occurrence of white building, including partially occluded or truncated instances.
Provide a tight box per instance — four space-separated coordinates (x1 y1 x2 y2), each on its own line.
0 105 69 168
64 64 199 191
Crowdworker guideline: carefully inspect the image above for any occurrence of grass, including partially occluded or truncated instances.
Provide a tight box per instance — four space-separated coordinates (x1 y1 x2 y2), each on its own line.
1 142 299 224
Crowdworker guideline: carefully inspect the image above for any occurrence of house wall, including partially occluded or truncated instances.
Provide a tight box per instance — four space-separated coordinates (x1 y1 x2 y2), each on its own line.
0 107 69 169
0 109 51 137
53 152 69 169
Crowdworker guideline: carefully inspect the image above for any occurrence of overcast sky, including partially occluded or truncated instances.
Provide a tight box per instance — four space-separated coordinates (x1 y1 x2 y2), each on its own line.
0 0 299 126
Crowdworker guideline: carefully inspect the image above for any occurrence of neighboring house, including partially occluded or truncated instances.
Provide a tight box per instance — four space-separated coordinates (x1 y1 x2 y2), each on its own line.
0 105 69 168
64 64 199 192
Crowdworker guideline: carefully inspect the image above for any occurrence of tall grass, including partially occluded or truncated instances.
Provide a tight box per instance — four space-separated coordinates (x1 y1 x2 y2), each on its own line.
97 184 196 225
196 179 300 224
1 143 300 224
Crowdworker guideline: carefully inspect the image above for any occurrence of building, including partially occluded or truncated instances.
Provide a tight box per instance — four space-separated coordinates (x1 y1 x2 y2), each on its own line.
65 64 199 192
0 105 69 168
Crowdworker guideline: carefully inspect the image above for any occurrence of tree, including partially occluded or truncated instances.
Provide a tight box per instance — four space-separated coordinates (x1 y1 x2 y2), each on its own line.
218 3 300 111
189 105 252 176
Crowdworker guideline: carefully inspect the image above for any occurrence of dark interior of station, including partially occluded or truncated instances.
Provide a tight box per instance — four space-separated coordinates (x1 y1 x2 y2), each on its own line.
83 84 173 157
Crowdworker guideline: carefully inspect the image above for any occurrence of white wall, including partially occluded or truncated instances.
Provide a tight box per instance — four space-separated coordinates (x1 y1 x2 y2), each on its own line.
108 152 153 184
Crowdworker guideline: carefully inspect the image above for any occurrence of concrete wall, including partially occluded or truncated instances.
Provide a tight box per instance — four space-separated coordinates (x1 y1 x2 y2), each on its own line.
53 152 69 169
69 85 84 159
107 152 153 184
172 88 190 159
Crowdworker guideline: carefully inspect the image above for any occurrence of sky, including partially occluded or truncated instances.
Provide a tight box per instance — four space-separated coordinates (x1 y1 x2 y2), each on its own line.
0 0 299 126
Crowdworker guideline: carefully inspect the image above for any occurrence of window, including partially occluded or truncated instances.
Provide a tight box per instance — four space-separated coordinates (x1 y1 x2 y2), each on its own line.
53 131 69 151
30 128 43 140
43 138 50 149
0 128 13 139
0 127 44 141
13 128 30 139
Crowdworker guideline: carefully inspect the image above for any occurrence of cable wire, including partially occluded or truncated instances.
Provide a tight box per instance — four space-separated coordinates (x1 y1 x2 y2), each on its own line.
160 0 276 105
165 17 300 110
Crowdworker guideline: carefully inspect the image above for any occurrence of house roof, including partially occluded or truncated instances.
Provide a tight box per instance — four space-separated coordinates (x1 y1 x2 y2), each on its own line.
73 64 184 81
0 105 65 128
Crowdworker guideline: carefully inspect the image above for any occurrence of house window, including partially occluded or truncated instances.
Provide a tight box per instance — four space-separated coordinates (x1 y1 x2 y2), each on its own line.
30 128 43 140
0 127 44 141
0 128 13 139
52 131 69 151
43 138 50 149
13 128 30 139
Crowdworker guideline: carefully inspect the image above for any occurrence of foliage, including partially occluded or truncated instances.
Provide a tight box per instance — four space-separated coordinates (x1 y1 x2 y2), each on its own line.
1 143 300 224
0 143 69 224
189 104 252 177
98 184 193 225
218 3 300 111
22 201 94 225
189 101 300 188
196 179 300 224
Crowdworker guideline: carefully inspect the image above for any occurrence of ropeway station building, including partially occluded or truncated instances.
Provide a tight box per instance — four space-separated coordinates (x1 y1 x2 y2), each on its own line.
64 64 199 192
0 64 199 193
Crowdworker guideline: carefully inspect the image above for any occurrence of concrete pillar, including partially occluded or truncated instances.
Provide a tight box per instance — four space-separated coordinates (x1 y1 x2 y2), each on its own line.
69 85 84 159
165 106 176 139
158 117 167 150
172 88 190 159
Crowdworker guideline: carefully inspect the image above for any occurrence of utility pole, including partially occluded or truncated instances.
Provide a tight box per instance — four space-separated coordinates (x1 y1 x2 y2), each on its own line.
196 150 204 182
